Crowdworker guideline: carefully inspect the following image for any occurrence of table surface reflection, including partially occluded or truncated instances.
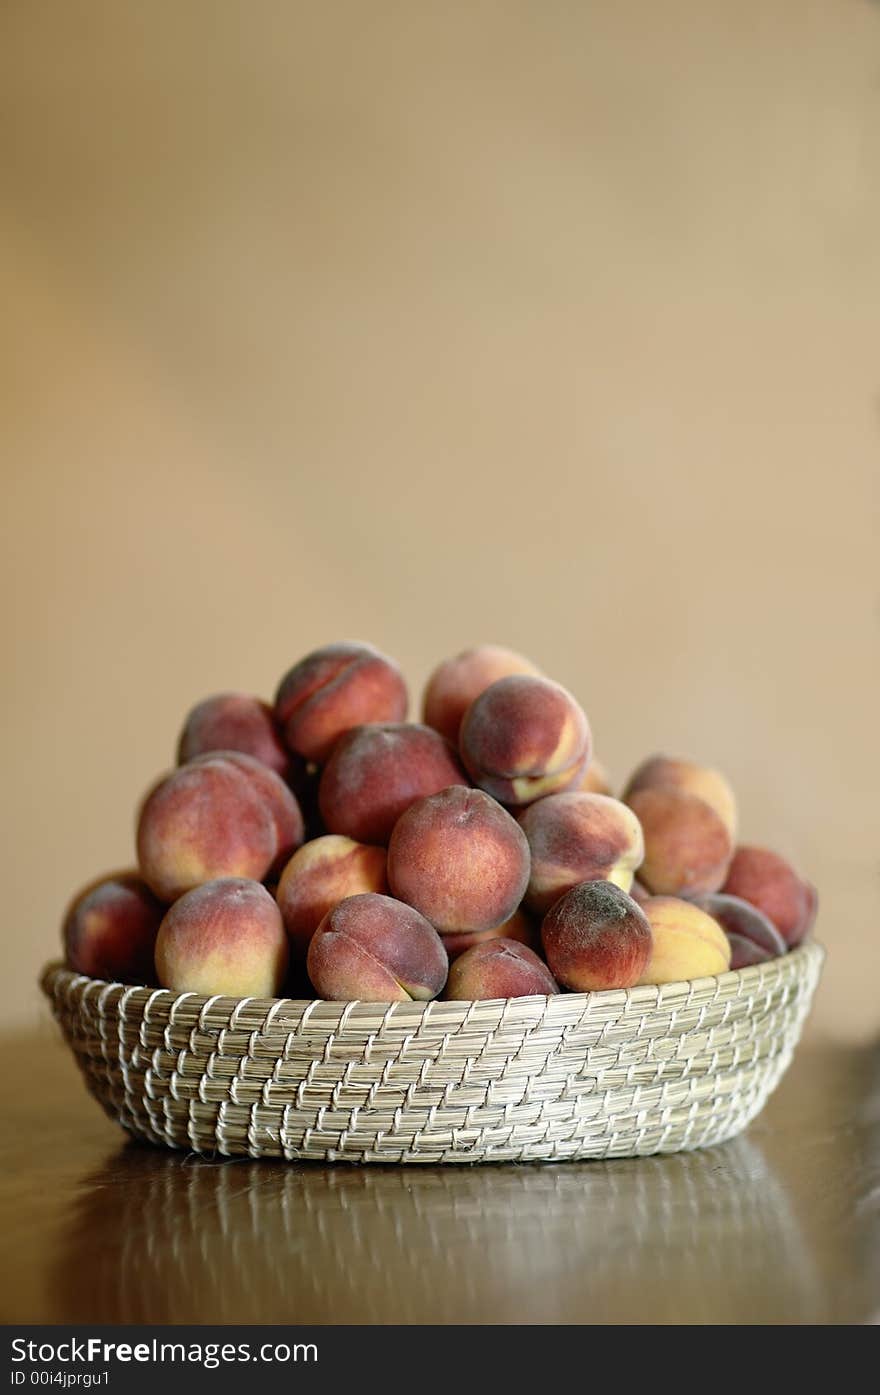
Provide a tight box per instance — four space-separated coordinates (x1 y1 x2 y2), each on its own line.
1 1027 877 1324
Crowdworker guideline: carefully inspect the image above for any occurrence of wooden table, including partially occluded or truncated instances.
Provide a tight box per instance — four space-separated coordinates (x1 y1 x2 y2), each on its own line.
2 1026 877 1324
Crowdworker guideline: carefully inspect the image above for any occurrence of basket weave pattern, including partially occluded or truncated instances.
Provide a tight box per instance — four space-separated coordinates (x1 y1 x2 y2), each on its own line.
42 941 823 1163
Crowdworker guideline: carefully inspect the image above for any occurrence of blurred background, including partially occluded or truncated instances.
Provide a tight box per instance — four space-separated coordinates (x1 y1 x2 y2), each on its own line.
2 1 877 1039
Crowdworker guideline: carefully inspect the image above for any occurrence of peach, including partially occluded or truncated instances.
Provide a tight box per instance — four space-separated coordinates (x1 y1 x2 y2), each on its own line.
459 674 591 807
440 907 539 959
137 754 303 901
626 787 733 898
541 880 652 991
318 722 468 844
274 642 408 763
63 870 163 983
422 645 542 744
444 938 559 1000
721 845 817 948
518 792 644 914
275 835 388 958
387 785 530 935
177 692 292 780
623 754 737 837
630 878 651 906
306 893 447 1002
692 892 787 968
155 878 288 997
195 750 305 872
577 759 612 796
637 896 731 984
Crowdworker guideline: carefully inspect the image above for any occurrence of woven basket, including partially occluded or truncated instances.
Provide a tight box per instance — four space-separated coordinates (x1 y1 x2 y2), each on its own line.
41 940 823 1164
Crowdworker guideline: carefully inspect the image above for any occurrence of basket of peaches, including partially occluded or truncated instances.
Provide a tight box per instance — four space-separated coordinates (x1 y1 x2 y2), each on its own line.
42 643 822 1163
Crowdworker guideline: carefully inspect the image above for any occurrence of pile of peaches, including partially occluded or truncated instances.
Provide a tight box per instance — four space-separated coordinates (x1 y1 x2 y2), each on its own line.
61 642 817 1005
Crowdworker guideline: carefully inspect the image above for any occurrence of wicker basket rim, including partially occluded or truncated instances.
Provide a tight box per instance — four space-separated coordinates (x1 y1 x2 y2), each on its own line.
40 939 824 1024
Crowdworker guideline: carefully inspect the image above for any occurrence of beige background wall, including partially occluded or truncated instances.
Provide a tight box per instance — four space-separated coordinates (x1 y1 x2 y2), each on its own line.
2 1 878 1039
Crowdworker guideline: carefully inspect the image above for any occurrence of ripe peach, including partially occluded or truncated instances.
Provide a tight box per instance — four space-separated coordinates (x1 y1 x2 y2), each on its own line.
318 722 467 845
721 845 817 948
137 755 303 901
637 896 731 984
177 692 291 779
422 645 542 744
541 880 652 992
274 642 408 763
459 674 591 807
693 892 786 968
630 878 651 906
623 754 737 837
444 939 559 1000
63 871 163 983
155 878 289 997
440 907 538 959
517 792 644 915
626 787 733 898
306 893 447 1002
275 835 388 958
195 750 305 873
387 785 530 935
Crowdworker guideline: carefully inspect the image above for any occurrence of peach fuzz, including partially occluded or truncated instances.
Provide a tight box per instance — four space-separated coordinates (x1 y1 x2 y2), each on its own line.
623 754 737 838
460 674 591 807
517 791 644 915
177 692 292 779
155 878 288 997
274 642 408 763
387 785 530 935
440 907 538 959
541 880 652 991
637 897 731 985
444 939 559 1001
318 723 467 845
693 892 786 969
276 835 388 958
63 870 164 983
422 645 542 744
137 755 303 902
626 786 733 898
307 893 447 1003
722 845 817 948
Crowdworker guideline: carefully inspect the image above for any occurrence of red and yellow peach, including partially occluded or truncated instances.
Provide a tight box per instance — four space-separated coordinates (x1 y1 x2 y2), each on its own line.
518 792 644 914
541 880 652 991
63 870 164 983
388 785 530 935
422 645 542 744
177 692 292 779
274 642 408 763
460 674 591 807
625 786 733 898
155 878 289 997
721 845 817 948
444 938 559 1000
637 896 731 984
275 834 388 958
318 723 468 844
137 753 304 901
306 893 448 1002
